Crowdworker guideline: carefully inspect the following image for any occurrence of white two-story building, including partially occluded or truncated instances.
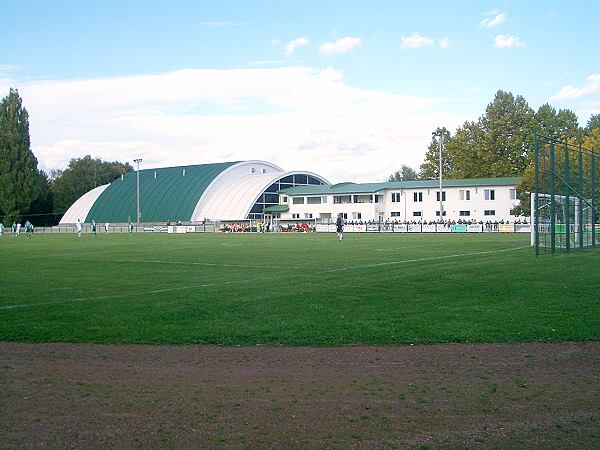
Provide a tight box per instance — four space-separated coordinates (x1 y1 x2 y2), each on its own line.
268 177 525 223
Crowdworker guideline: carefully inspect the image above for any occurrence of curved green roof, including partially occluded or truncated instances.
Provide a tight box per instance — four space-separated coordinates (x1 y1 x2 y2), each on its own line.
85 162 238 223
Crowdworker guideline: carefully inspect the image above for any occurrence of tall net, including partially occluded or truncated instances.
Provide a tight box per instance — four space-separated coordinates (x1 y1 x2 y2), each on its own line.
534 133 599 255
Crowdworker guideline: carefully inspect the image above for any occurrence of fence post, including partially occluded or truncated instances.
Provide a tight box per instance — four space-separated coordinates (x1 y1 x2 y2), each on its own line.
565 141 570 253
550 139 556 254
592 149 596 248
534 130 540 256
579 144 584 249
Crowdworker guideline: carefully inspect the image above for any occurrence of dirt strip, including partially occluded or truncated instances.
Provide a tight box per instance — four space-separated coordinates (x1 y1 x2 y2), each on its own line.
1 342 599 449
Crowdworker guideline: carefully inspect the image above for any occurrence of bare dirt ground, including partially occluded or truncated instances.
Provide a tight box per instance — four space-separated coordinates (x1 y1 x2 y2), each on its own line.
1 342 599 449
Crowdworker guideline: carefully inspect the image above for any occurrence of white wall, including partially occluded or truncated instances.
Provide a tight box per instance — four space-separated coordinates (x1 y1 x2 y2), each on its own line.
282 184 524 222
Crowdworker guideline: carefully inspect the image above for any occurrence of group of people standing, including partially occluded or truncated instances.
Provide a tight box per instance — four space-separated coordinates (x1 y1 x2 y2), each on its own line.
75 219 135 237
0 221 34 238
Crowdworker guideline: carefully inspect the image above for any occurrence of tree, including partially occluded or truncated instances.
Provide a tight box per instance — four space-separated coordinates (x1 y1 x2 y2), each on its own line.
388 164 419 182
479 90 535 177
0 88 41 223
535 104 581 142
51 155 133 214
445 120 486 178
27 171 55 226
585 114 600 132
419 127 452 179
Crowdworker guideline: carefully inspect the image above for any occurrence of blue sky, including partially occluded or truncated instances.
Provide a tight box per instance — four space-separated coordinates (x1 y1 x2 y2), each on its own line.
1 0 599 182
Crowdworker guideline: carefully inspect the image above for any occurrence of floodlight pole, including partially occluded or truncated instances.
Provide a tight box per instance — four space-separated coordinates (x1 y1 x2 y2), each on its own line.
433 132 444 221
134 158 142 224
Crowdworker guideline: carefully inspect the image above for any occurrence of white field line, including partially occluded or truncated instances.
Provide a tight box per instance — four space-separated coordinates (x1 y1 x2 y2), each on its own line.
0 245 530 310
324 245 531 273
110 259 316 270
374 244 434 252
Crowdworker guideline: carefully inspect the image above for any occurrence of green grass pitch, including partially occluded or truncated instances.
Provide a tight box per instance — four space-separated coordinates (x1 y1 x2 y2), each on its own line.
0 232 599 345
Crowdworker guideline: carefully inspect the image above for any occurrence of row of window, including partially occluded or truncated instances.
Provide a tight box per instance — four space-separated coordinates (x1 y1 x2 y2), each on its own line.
292 210 505 219
390 189 517 203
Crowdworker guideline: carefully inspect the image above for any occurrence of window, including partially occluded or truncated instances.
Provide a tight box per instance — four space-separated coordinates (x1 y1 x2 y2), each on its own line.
306 196 321 205
334 195 352 204
292 197 305 204
341 213 348 219
459 190 471 201
413 192 423 202
435 211 447 217
436 191 446 201
484 210 495 216
352 212 362 220
509 188 517 200
282 196 288 203
391 192 401 202
391 212 401 217
321 196 327 204
292 213 300 219
484 189 495 200
459 210 470 216
294 174 308 184
304 213 313 219
374 195 383 203
413 211 422 217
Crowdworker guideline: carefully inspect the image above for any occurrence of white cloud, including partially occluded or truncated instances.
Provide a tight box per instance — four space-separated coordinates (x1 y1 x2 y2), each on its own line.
550 74 600 101
493 34 526 48
319 67 343 82
480 12 507 28
319 37 361 56
284 36 310 56
3 67 463 183
439 37 453 49
401 32 434 49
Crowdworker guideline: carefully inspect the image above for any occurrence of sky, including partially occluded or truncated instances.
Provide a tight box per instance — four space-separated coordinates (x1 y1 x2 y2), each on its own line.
1 0 599 183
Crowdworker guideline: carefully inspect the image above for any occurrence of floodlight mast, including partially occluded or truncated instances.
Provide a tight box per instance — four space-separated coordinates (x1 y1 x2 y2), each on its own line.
432 132 444 221
133 158 142 224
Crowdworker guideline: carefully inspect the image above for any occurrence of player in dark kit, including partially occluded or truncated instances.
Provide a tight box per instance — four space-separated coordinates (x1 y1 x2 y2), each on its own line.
336 214 344 241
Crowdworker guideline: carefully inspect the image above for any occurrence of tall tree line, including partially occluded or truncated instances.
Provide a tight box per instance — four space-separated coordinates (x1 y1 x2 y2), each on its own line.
392 90 599 216
0 89 132 226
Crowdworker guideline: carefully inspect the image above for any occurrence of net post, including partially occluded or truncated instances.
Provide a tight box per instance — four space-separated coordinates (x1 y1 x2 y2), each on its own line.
592 148 596 248
534 130 540 256
564 140 570 253
579 144 584 249
550 139 556 254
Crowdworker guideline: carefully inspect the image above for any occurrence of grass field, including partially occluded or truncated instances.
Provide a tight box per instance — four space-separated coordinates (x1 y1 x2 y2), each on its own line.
0 231 599 345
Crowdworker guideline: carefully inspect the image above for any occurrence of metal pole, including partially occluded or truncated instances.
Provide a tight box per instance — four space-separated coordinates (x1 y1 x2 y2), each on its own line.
134 158 142 224
550 140 556 254
565 141 570 253
592 149 596 248
579 144 584 249
534 130 539 256
438 135 443 221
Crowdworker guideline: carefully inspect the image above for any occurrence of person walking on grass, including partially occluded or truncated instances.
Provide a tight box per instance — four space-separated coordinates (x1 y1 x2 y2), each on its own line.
336 213 344 241
76 219 83 238
25 220 32 239
104 222 110 234
91 220 97 236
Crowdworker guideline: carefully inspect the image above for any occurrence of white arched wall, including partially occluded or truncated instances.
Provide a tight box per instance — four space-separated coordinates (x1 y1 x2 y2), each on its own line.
191 161 282 221
191 161 329 221
60 184 109 224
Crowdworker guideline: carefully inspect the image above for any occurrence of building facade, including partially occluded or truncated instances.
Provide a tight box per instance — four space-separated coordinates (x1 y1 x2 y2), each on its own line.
273 177 524 223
